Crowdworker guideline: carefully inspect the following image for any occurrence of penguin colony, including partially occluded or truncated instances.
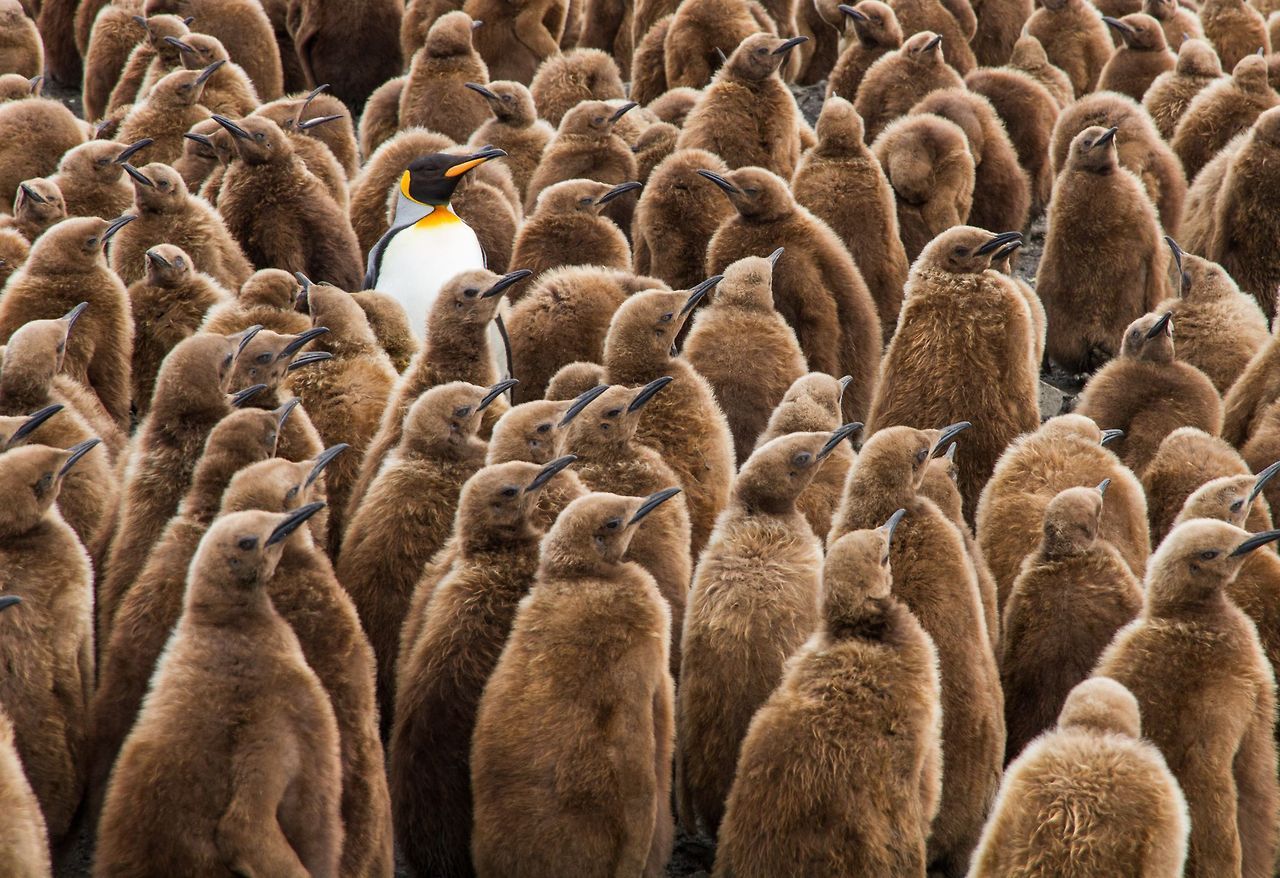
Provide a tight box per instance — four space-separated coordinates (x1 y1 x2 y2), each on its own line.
8 1 1280 877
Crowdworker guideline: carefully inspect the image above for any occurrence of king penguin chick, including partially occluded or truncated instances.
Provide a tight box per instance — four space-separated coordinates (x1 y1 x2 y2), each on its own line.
511 179 638 282
1143 37 1225 140
1 177 65 242
971 678 1190 877
529 47 626 126
200 268 312 337
117 62 223 165
1006 32 1075 106
702 166 883 422
632 148 733 294
337 380 510 731
1201 0 1270 71
826 0 903 100
602 285 737 559
829 424 1003 877
465 80 554 200
1100 13 1177 100
485 398 590 525
94 506 343 878
1157 238 1269 394
0 440 99 844
50 137 151 220
465 0 567 84
1038 126 1171 374
0 86 84 211
167 32 260 117
1172 53 1278 183
470 489 680 878
868 227 1040 518
792 97 908 337
560 380 694 673
0 216 136 429
855 31 965 143
1076 311 1223 475
1095 518 1280 878
1144 0 1204 49
110 160 253 289
400 12 491 144
713 513 943 877
0 0 42 79
676 33 809 179
1026 0 1115 96
390 456 575 878
226 328 330 470
286 0 400 108
350 289 419 373
0 601 51 878
678 427 856 837
1000 483 1144 762
661 0 775 92
684 251 807 461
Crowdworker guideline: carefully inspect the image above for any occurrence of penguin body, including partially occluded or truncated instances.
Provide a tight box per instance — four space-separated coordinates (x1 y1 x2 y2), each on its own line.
1099 12 1177 100
513 178 635 288
633 148 733 293
351 290 419 374
287 0 400 108
628 13 672 105
530 47 626 126
1144 0 1203 49
1201 0 1270 70
1026 0 1115 96
0 696 50 878
826 0 903 99
147 0 284 100
356 75 407 160
0 0 41 79
663 0 775 92
524 99 639 223
1007 33 1075 106
855 30 964 143
963 64 1060 216
117 63 221 165
200 268 312 336
546 360 607 399
81 3 143 122
465 0 567 83
1143 37 1224 139
0 93 83 213
51 137 151 220
1173 54 1277 184
400 12 491 143
890 0 978 73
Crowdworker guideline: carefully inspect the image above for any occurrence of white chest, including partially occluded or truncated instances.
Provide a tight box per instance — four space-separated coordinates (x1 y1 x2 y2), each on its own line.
377 215 486 338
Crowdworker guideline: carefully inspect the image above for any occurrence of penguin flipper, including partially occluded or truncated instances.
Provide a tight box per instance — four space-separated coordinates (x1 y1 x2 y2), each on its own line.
365 221 413 290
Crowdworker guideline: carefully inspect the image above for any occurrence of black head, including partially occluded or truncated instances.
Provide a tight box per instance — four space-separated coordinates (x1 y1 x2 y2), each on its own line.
400 147 507 206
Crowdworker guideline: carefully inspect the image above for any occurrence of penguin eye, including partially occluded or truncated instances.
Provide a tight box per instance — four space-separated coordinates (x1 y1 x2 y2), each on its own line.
175 257 186 269
222 353 234 368
578 197 594 206
454 405 473 418
502 94 513 102
32 472 53 498
86 237 98 248
255 352 272 364
1231 500 1245 513
743 188 759 196
500 486 519 498
605 517 622 530
1200 550 1220 561
536 423 552 434
954 247 969 257
792 452 812 468
462 287 481 298
254 132 266 143
237 536 258 551
756 47 768 55
914 448 928 465
95 158 109 168
606 408 624 418
658 312 674 323
593 116 606 125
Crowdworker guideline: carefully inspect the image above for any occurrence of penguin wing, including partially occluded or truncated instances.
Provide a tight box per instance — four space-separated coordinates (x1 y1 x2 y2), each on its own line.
364 220 417 289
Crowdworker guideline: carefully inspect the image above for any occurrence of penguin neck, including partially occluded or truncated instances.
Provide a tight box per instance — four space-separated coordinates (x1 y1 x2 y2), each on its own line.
393 191 453 228
185 578 276 628
0 350 54 410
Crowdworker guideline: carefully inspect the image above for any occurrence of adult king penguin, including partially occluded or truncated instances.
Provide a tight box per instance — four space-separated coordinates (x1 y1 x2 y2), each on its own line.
365 147 513 378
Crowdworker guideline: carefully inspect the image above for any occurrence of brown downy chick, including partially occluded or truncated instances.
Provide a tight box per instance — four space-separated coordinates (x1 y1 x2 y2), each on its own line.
1006 32 1075 106
200 267 312 336
632 148 733 293
702 166 883 422
1026 0 1115 96
909 87 1032 236
286 0 399 108
167 32 259 116
678 426 856 837
0 216 136 428
1076 311 1223 475
51 137 151 219
391 456 576 878
602 285 737 559
0 440 99 844
172 118 224 191
869 227 1040 517
254 85 359 179
350 289 419 373
226 327 330 469
0 88 84 211
1095 518 1280 878
561 380 694 672
0 177 66 242
991 239 1047 365
211 114 363 289
94 506 343 877
661 0 771 92
826 0 903 99
1173 53 1278 183
142 0 283 100
109 160 252 289
337 380 509 733
829 424 1003 877
1144 0 1204 48
1099 12 1177 99
400 12 490 143
484 397 590 532
465 80 554 200
471 489 679 878
0 0 42 79
676 33 809 179
870 112 976 262
524 99 638 227
128 244 232 416
117 61 223 165
628 12 672 106
1201 0 1270 71
511 179 635 286
465 0 567 84
1001 482 1144 763
101 13 185 117
714 513 943 877
792 97 908 337
890 0 978 74
971 678 1190 877
233 105 350 212
644 86 700 126
0 623 51 878
632 121 680 187
355 75 406 160
1038 126 1171 374
1143 37 1224 139
0 71 37 102
1241 400 1280 511
80 3 143 121
854 31 964 143
1157 238 1268 394
546 362 607 400
684 251 807 461
529 49 627 127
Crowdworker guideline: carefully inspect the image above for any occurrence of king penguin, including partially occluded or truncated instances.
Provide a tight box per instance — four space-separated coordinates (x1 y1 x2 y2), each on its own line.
365 146 513 379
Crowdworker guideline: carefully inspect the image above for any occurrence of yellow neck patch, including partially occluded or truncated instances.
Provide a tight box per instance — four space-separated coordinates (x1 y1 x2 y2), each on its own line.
413 205 462 229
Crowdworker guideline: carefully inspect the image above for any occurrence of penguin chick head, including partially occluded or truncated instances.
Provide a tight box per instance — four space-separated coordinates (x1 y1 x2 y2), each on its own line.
1066 124 1120 173
458 457 577 538
902 30 946 64
1231 52 1271 92
532 178 640 217
715 252 782 312
13 177 65 226
724 33 809 82
424 10 480 58
545 361 607 400
190 505 324 592
153 60 223 108
1145 518 1280 609
697 166 795 222
604 280 720 362
137 13 190 63
0 404 63 452
561 379 671 455
26 215 134 272
918 226 1023 275
1009 33 1051 68
558 99 636 139
0 440 100 534
1058 677 1141 738
399 147 506 206
540 489 682 570
1164 238 1240 302
401 381 496 458
221 444 336 521
170 32 230 71
464 80 538 125
1041 484 1107 558
189 118 236 166
1140 0 1177 22
123 161 188 213
430 268 525 331
204 406 287 473
738 427 861 512
296 276 377 352
142 243 192 287
231 327 328 391
3 314 78 386
813 96 866 155
1177 463 1280 528
647 88 701 127
1119 311 1174 361
1174 38 1222 77
761 373 845 439
856 423 970 499
839 1 901 48
0 0 28 22
822 511 905 634
242 268 302 310
154 333 243 416
1102 13 1166 51
57 137 152 185
1251 105 1280 147
0 73 32 101
489 400 569 464
1038 413 1109 445
212 114 289 165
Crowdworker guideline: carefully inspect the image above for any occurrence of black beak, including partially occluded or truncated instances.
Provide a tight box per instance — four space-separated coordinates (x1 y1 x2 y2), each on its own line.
882 507 907 545
818 421 863 459
527 454 577 492
681 275 723 315
465 81 499 100
838 375 853 400
164 35 196 53
275 398 300 429
1097 478 1111 497
773 35 809 54
482 268 533 298
932 421 971 456
235 324 264 355
1164 235 1184 271
597 181 643 204
479 378 519 410
303 84 329 103
560 384 610 425
975 230 1022 256
183 132 215 149
629 487 682 525
265 501 326 547
471 18 483 28
442 146 508 178
697 169 739 194
61 302 89 331
609 101 639 122
102 214 136 242
298 114 343 131
18 183 46 204
1145 312 1173 340
1248 460 1280 505
121 163 153 187
0 595 19 612
145 249 170 268
194 59 225 86
230 383 268 407
838 4 869 20
628 376 674 413
305 443 348 487
212 114 252 140
767 247 784 267
994 241 1023 261
279 327 329 358
6 403 63 449
59 438 101 476
1102 16 1136 36
922 34 943 51
1094 126 1119 147
1231 529 1280 557
286 351 333 371
27 75 41 94
1101 428 1124 445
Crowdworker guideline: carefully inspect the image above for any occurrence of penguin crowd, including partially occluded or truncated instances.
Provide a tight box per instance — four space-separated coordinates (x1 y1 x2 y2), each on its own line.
5 0 1280 875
